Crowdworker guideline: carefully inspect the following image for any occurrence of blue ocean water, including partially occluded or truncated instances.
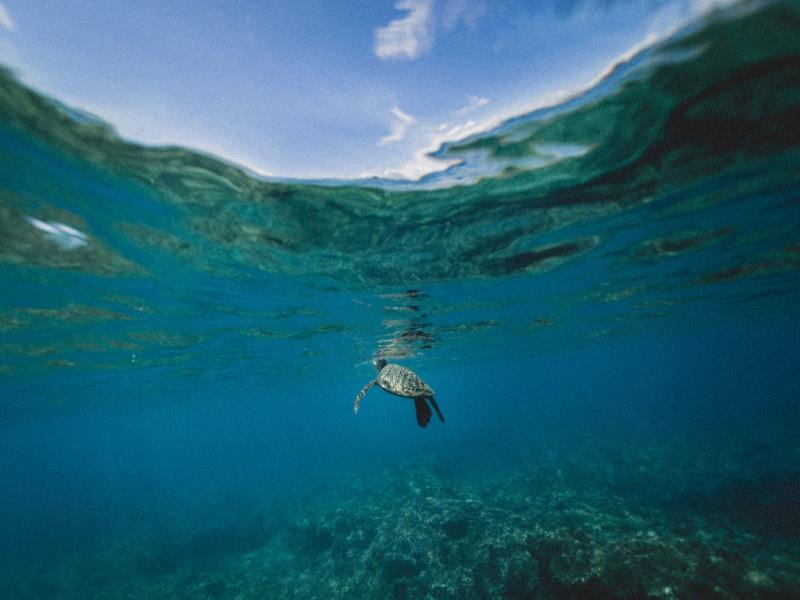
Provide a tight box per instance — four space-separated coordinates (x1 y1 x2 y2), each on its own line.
2 1 800 598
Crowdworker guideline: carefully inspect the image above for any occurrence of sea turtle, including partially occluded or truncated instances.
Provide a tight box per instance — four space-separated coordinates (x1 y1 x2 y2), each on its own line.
354 358 445 428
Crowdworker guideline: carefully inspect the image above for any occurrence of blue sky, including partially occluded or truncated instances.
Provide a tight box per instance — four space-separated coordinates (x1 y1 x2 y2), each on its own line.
0 0 718 180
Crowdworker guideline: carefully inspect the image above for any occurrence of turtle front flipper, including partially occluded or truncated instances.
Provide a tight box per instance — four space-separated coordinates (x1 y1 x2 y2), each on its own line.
427 395 445 423
414 397 432 428
354 379 378 414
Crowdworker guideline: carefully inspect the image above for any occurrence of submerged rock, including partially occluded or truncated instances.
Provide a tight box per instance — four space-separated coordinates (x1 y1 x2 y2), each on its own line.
440 517 470 540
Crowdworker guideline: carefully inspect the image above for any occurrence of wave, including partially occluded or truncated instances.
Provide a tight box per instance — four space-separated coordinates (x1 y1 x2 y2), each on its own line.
1 1 799 289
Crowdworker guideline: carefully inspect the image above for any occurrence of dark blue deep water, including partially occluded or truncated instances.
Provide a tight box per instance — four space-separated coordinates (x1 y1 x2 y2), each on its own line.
2 2 800 598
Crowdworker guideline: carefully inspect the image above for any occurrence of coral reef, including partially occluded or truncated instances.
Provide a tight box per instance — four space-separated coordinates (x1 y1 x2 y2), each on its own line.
3 437 799 599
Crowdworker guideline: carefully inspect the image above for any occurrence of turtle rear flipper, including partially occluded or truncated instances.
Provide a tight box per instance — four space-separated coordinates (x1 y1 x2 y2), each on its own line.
414 397 432 428
427 396 445 423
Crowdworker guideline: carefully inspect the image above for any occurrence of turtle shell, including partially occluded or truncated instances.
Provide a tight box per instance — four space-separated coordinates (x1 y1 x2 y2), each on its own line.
378 364 433 398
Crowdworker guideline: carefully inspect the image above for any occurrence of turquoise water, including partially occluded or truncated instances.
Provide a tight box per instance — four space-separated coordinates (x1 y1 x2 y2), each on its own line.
2 1 800 597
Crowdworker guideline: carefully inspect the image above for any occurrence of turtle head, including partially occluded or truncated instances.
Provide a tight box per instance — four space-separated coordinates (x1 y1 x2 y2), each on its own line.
374 358 388 371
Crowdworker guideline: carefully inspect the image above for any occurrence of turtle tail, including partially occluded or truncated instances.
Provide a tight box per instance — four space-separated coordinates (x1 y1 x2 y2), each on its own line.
354 379 378 414
414 397 432 428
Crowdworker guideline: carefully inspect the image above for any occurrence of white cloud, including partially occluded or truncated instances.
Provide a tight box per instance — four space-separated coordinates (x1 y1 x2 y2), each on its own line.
0 2 15 32
380 106 416 145
443 0 487 30
455 95 489 116
374 0 434 61
390 106 416 125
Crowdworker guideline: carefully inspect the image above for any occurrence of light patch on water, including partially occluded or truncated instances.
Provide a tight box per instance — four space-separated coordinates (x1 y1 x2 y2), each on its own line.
25 216 89 250
535 143 592 160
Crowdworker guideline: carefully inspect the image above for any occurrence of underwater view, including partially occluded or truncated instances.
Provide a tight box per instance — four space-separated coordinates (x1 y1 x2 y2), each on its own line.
2 0 800 598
